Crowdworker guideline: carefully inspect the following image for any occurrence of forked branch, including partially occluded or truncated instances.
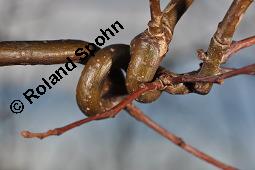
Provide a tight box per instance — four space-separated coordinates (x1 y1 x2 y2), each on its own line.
194 0 253 94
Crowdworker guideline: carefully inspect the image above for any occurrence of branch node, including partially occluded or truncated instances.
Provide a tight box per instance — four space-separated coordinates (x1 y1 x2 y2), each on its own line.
196 49 208 62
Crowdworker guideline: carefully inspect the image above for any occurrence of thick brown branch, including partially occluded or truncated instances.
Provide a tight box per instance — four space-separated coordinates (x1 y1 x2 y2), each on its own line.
125 104 238 170
215 0 253 45
194 0 253 94
0 40 98 66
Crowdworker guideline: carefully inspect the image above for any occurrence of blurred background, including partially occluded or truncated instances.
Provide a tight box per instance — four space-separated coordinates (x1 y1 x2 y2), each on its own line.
0 0 254 170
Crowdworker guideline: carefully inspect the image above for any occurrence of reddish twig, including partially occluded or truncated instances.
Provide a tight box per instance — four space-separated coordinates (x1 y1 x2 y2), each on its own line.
159 63 255 86
20 62 254 139
125 104 238 170
20 81 164 139
223 35 255 62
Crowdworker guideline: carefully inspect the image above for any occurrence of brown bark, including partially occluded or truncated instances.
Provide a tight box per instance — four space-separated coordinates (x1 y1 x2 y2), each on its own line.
194 0 253 94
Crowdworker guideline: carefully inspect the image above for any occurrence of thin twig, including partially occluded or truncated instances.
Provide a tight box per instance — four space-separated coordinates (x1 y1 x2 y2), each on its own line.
20 61 255 139
223 35 255 62
125 104 238 170
20 81 163 139
160 63 255 85
221 66 255 75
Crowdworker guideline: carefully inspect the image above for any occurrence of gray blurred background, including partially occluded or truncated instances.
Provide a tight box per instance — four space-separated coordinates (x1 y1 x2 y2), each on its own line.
0 0 254 170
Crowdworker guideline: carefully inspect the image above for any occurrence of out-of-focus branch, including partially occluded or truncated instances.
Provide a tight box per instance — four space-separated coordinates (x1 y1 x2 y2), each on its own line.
162 0 193 34
194 0 253 94
162 0 193 42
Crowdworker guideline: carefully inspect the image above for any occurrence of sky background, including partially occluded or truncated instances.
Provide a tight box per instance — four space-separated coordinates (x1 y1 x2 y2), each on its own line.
0 0 255 170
